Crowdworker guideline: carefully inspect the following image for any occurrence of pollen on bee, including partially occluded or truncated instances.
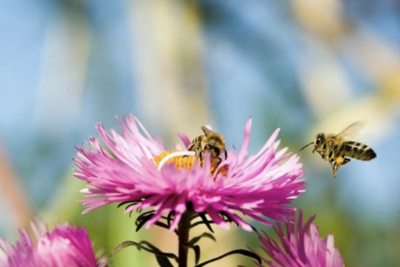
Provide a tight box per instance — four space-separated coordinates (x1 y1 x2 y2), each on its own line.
213 163 229 177
335 156 345 164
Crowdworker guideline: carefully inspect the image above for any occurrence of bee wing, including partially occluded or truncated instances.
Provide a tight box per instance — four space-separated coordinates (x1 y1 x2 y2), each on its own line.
201 126 213 136
334 121 364 138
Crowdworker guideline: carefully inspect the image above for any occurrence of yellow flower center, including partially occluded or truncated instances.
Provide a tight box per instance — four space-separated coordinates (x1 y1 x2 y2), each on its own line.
152 150 229 177
153 151 197 171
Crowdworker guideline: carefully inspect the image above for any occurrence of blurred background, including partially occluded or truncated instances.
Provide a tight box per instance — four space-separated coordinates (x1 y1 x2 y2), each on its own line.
0 0 399 266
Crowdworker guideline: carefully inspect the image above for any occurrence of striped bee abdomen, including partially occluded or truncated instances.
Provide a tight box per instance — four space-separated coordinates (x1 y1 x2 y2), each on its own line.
341 141 377 161
188 136 205 157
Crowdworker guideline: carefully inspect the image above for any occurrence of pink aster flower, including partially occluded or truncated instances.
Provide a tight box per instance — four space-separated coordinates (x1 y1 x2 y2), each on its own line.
74 115 305 231
253 211 344 267
0 222 106 267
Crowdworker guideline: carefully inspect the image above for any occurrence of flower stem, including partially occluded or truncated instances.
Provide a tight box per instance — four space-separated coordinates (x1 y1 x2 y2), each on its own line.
178 211 191 267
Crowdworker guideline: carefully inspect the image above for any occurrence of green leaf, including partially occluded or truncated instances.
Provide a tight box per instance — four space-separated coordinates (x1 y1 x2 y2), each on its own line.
155 256 174 267
135 213 154 232
197 213 214 233
167 211 175 227
111 240 178 265
194 249 261 267
187 232 216 246
192 245 201 265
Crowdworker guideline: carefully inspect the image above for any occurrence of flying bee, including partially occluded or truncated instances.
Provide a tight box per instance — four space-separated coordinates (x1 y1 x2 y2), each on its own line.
188 126 228 171
300 122 377 177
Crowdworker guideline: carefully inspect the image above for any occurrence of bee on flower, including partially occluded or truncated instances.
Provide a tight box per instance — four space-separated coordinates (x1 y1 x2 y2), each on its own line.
74 115 305 231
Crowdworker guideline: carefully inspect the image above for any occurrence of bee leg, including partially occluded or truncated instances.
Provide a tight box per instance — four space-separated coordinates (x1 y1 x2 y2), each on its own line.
342 158 351 165
333 159 346 178
224 149 228 160
331 163 339 177
210 157 222 175
215 157 222 168
197 151 204 166
210 156 222 167
328 157 335 167
333 158 349 177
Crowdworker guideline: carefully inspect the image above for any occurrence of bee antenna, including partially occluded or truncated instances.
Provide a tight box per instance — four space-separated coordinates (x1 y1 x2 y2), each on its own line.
300 142 314 151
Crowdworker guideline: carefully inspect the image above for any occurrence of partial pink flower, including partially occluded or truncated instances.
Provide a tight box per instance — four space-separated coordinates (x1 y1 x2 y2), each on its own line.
74 115 305 231
0 222 106 267
253 211 344 267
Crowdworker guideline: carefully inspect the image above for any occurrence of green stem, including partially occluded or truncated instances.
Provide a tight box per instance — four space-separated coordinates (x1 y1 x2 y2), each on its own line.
178 211 191 267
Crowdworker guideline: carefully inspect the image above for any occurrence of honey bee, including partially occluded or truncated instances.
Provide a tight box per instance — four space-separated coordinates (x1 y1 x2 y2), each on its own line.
188 126 228 170
300 122 377 177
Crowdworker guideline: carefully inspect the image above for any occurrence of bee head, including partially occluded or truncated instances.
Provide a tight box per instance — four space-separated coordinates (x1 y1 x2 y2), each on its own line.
313 133 326 153
201 126 226 159
203 135 226 158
